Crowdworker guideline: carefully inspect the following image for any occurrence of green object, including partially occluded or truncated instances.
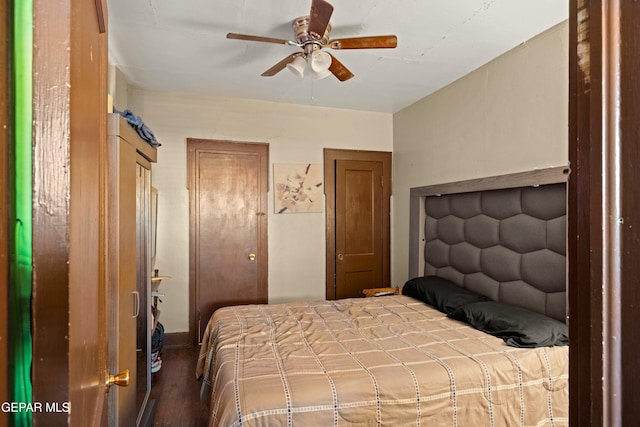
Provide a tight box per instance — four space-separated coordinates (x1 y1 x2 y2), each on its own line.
10 0 34 425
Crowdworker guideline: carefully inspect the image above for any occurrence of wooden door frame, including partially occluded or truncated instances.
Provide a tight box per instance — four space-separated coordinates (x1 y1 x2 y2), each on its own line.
324 149 392 300
187 139 269 345
569 0 640 424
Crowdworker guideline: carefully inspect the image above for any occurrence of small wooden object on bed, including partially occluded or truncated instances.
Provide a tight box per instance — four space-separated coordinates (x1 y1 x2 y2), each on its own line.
361 287 395 297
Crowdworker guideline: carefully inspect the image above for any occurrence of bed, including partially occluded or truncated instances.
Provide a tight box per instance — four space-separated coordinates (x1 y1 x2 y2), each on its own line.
197 168 569 426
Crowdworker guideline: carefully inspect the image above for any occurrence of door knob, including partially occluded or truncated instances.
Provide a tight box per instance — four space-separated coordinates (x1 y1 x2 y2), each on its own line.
105 369 130 391
337 252 344 261
248 253 256 261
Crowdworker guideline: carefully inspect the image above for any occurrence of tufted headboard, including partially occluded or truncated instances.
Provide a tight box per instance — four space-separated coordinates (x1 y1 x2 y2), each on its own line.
408 167 569 322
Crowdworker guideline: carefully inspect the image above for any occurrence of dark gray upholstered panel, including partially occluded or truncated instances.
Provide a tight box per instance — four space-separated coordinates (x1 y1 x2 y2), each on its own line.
424 183 567 321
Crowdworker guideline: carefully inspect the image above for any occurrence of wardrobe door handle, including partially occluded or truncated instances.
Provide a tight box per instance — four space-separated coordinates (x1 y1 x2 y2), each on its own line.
132 291 140 318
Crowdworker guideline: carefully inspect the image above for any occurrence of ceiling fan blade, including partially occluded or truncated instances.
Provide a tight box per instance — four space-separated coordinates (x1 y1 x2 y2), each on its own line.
327 54 354 82
328 35 398 50
261 53 301 77
227 32 291 45
308 0 334 39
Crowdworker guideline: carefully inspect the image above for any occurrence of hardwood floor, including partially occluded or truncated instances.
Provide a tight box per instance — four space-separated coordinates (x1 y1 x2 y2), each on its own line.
150 345 209 427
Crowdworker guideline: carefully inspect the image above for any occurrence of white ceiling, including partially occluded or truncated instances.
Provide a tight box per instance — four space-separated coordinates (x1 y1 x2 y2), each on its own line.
107 0 567 114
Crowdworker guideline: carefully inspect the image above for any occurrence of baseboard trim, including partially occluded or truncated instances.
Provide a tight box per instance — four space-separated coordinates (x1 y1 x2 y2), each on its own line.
163 332 191 349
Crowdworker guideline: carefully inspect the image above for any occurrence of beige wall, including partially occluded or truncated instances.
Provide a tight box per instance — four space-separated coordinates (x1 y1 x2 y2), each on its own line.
107 64 128 111
391 21 569 287
127 90 393 333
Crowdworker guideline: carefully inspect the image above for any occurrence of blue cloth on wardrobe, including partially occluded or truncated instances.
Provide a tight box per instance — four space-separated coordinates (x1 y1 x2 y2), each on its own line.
116 108 161 147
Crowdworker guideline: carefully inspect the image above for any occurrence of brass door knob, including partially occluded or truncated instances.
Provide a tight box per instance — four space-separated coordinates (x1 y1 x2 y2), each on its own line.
248 253 256 261
105 369 130 391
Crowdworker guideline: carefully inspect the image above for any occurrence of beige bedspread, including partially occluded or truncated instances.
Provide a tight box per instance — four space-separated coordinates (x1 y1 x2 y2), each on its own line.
196 295 568 427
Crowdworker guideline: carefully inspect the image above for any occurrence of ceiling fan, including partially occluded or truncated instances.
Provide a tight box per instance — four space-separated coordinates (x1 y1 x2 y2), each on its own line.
227 0 398 82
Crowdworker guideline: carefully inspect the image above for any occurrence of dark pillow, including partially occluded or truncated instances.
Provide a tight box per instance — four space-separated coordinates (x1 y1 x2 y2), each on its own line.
402 275 491 314
447 301 569 348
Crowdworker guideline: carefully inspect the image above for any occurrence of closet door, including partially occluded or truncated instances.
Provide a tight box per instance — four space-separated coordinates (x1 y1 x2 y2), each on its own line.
334 159 385 298
188 139 269 343
108 136 138 426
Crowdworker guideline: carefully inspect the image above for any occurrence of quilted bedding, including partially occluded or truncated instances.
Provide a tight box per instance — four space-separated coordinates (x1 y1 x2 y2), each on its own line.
196 295 568 427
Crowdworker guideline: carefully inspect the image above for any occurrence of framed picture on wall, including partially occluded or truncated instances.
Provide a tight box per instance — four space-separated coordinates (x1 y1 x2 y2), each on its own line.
274 163 323 213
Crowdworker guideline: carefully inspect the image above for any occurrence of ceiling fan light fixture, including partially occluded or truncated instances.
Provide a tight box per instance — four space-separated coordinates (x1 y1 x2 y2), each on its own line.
286 55 307 78
310 50 332 72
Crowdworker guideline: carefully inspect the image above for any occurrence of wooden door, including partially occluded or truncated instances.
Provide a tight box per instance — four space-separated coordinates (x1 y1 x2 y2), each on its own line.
188 140 268 343
335 160 384 298
31 0 109 425
324 149 392 299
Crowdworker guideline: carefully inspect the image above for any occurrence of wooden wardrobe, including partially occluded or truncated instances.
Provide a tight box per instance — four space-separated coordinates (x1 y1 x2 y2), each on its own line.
106 113 157 426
